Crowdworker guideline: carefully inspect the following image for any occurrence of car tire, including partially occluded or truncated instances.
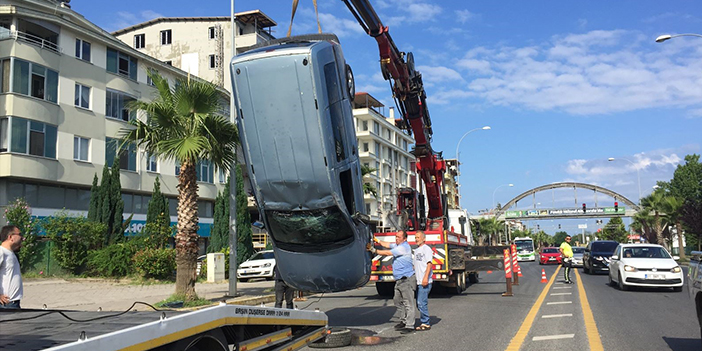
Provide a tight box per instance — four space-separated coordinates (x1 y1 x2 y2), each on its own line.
583 264 590 274
468 272 479 284
608 273 615 287
375 282 395 297
673 286 683 292
618 272 628 291
238 278 249 283
308 328 352 348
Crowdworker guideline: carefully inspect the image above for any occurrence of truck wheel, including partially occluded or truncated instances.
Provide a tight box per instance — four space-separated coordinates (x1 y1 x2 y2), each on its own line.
468 272 479 284
375 282 395 297
309 328 352 348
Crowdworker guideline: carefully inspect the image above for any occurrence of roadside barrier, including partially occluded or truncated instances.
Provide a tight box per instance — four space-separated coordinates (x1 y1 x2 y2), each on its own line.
517 264 523 277
503 249 513 297
540 269 547 283
510 244 520 286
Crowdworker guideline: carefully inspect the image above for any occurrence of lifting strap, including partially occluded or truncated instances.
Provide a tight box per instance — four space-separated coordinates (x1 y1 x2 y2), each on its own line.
287 0 322 37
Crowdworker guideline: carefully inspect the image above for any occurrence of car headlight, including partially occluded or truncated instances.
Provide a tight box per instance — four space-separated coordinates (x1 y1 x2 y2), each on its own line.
263 263 272 267
594 256 603 261
671 266 681 273
624 265 637 272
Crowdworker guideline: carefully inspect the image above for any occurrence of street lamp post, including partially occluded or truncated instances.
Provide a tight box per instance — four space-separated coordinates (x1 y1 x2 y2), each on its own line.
492 183 514 209
655 33 702 43
608 157 641 205
455 126 491 208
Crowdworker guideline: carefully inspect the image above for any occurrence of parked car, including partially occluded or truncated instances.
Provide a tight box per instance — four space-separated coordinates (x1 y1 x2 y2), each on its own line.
236 250 276 282
608 244 683 292
539 247 562 265
687 251 702 340
231 34 371 292
572 247 585 268
583 240 619 274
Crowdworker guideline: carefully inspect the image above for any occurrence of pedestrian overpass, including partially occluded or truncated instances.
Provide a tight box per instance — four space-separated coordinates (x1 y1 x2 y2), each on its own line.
489 182 640 221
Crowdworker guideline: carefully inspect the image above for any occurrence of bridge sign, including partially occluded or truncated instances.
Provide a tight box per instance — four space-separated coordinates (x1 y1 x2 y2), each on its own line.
505 206 625 219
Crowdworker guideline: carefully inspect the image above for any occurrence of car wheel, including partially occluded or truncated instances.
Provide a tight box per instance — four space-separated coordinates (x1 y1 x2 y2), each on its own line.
673 286 683 292
608 273 615 287
468 272 479 284
238 278 249 283
375 282 395 297
583 263 590 274
618 272 628 291
308 328 352 348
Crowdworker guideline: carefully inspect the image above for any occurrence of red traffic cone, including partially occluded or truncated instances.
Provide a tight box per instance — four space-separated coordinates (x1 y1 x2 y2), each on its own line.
540 269 547 283
517 265 523 277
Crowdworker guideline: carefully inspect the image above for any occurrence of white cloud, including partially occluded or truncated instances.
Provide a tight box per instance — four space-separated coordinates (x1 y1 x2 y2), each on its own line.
417 65 465 84
456 58 491 74
455 9 475 24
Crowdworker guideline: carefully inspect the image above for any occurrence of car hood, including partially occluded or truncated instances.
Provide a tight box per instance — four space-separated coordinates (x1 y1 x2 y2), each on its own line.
239 258 276 269
573 253 584 259
589 252 614 257
620 258 678 269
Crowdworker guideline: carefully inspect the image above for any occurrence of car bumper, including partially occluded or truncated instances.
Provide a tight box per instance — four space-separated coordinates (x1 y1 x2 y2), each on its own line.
572 258 583 267
590 260 610 271
518 256 536 261
236 268 274 279
622 271 684 287
540 258 561 264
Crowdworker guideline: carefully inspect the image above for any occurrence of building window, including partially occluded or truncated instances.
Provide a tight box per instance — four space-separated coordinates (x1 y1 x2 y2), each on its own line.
106 48 138 80
10 58 58 103
362 120 368 131
208 54 217 69
175 160 214 183
1 117 57 158
219 169 227 183
146 153 158 172
106 90 136 122
106 137 136 171
1 59 9 93
146 68 157 86
363 143 369 152
403 140 408 151
164 60 172 66
134 34 145 49
373 121 380 134
160 29 172 45
73 136 89 161
74 83 90 109
375 143 380 156
208 26 216 39
75 39 91 62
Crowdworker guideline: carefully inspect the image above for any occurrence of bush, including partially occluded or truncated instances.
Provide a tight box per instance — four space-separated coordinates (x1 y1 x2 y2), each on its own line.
87 243 137 277
3 198 41 273
133 248 176 280
43 212 105 275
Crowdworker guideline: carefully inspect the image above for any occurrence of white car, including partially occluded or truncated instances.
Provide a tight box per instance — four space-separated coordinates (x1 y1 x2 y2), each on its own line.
236 250 276 282
572 247 585 268
608 244 683 292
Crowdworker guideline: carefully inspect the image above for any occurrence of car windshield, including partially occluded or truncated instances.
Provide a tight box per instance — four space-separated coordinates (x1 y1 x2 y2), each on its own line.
249 251 275 260
266 206 354 246
543 248 559 253
624 246 671 259
572 247 585 254
591 242 618 253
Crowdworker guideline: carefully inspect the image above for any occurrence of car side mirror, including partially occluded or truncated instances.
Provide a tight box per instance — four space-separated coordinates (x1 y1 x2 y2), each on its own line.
673 255 680 261
611 255 619 260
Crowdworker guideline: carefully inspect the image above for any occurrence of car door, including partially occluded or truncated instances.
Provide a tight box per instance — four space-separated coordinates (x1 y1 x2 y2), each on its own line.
610 245 622 276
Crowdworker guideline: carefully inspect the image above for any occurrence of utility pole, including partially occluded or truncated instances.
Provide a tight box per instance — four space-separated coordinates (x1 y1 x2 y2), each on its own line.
228 0 238 297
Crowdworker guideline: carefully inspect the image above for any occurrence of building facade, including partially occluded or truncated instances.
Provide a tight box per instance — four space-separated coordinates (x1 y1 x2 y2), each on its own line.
0 0 265 252
111 12 275 92
444 158 460 210
353 93 415 232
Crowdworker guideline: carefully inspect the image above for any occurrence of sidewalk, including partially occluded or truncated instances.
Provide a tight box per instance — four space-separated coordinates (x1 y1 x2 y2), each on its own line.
22 278 277 311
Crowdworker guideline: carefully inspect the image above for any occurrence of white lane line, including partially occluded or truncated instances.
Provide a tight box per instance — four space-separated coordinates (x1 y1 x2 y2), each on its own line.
546 301 573 305
533 334 575 341
550 293 572 296
552 286 572 289
542 313 573 319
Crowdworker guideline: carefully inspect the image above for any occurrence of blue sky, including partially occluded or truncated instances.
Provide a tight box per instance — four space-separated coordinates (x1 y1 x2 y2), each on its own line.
74 0 702 234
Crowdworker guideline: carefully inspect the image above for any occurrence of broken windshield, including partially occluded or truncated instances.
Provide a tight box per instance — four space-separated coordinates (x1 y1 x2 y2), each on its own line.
266 207 354 248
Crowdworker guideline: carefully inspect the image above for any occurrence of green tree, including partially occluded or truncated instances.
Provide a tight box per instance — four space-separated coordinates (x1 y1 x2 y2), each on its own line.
663 196 686 258
3 198 40 273
682 199 702 250
208 176 230 253
96 163 125 246
669 154 702 202
553 231 570 246
146 177 169 229
361 164 377 198
121 71 238 300
43 212 105 274
600 217 628 243
87 174 101 222
236 165 255 266
640 189 670 249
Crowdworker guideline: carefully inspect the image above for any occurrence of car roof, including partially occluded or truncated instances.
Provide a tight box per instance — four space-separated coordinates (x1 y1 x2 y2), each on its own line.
591 240 618 243
620 243 664 248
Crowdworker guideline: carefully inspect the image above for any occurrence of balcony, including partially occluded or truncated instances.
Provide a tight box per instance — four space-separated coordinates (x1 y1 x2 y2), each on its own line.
0 29 61 54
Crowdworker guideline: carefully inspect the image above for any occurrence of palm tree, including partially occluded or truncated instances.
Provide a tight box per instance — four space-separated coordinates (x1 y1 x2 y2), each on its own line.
121 71 238 300
663 196 686 259
631 210 654 243
361 164 377 198
640 190 670 249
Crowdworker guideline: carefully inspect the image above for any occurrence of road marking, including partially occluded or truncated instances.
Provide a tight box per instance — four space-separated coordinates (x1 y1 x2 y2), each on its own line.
550 292 572 296
546 301 572 305
504 266 560 351
532 334 575 341
542 313 573 319
552 286 571 289
574 269 604 351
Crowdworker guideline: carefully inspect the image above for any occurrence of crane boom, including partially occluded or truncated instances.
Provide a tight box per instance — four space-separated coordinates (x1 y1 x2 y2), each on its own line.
343 0 447 229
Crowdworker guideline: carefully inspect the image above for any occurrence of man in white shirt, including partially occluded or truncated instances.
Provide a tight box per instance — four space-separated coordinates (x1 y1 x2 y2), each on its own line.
413 231 433 330
0 225 24 309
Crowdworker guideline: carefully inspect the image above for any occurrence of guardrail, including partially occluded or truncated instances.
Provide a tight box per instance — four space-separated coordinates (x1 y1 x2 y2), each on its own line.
0 30 61 53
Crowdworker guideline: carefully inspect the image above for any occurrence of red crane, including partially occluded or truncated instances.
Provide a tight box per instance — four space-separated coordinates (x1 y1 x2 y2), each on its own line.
343 0 448 231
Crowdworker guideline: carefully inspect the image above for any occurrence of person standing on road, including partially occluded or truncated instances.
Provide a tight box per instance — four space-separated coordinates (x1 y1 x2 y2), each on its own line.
369 230 416 334
274 265 295 309
0 225 23 309
413 231 433 331
560 235 574 284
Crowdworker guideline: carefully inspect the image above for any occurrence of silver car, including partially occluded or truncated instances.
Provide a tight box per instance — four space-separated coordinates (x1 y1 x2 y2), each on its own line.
572 247 585 267
231 34 370 293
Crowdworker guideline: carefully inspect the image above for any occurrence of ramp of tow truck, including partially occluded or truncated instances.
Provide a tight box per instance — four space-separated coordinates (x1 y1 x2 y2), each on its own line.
0 304 327 351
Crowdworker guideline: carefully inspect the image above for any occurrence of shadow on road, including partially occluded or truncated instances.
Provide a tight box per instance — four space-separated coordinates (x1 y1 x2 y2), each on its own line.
663 336 700 351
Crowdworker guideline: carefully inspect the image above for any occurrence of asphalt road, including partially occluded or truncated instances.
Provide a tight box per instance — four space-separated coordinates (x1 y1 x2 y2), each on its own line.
295 261 700 351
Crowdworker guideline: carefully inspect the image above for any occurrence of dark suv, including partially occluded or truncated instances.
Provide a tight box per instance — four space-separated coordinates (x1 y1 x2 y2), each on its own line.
583 240 619 274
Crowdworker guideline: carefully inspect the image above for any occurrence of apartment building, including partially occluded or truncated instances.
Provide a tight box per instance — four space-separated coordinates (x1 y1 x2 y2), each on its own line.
112 12 275 92
353 93 415 231
444 158 460 210
0 0 256 251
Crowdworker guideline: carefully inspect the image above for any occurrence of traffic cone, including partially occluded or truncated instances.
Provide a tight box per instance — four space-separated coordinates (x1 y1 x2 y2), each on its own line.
540 269 547 283
517 265 523 277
